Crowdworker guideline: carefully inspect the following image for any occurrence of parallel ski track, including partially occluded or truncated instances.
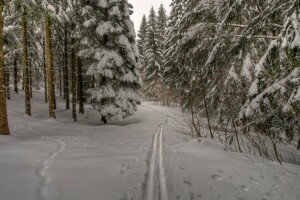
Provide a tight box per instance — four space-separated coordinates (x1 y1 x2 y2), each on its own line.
145 124 168 200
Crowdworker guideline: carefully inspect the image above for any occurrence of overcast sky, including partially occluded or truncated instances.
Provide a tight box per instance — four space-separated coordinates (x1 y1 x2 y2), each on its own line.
129 0 172 31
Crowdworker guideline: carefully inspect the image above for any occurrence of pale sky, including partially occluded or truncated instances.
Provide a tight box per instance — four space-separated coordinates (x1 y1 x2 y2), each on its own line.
129 0 172 31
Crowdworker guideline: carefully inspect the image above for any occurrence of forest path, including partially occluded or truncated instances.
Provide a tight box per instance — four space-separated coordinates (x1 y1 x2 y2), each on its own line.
144 124 168 200
1 92 300 200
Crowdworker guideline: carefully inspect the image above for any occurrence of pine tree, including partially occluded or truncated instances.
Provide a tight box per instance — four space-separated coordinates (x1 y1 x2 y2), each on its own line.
137 15 147 70
163 0 184 102
79 0 142 123
157 4 167 50
143 7 164 99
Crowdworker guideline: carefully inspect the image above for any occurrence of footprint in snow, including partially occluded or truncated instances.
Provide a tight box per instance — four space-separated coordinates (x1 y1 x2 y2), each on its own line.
183 180 193 187
250 177 261 184
240 185 249 191
211 174 223 181
120 164 131 174
265 192 280 199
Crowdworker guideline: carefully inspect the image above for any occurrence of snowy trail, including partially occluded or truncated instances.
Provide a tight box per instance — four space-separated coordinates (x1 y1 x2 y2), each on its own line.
145 124 168 200
2 93 300 200
35 138 66 200
145 126 160 200
158 125 168 200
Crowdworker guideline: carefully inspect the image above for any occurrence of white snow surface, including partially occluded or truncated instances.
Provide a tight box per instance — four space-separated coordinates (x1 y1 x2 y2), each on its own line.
1 91 300 200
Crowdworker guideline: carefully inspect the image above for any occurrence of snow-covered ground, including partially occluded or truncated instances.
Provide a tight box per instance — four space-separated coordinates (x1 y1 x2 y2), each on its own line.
1 92 300 200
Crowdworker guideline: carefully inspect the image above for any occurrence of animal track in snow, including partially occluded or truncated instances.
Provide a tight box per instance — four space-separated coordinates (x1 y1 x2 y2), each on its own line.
211 174 223 181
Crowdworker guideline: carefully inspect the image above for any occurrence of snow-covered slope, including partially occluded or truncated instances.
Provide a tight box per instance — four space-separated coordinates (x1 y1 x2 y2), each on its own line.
0 92 300 200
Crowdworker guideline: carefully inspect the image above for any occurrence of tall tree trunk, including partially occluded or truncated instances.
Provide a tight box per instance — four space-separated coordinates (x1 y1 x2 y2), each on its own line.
5 65 10 100
59 57 62 98
45 15 56 118
43 38 48 103
14 55 18 93
77 57 84 114
64 23 70 109
0 1 9 135
28 37 32 98
71 23 77 122
22 10 31 116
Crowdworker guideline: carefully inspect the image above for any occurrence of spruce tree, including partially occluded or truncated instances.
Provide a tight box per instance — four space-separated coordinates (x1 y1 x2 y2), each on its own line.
163 0 184 102
80 0 142 123
157 4 167 50
143 7 164 99
137 15 147 70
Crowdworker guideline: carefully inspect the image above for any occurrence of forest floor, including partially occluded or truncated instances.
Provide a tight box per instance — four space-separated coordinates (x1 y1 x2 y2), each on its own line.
1 91 300 200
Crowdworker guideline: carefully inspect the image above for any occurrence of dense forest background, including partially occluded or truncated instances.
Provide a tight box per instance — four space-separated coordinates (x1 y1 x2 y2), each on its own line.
0 0 300 163
138 0 300 162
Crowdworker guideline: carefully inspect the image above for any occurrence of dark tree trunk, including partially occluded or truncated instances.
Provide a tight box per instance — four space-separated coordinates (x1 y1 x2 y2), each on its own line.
45 15 56 118
71 23 77 122
5 65 10 100
28 36 32 98
59 57 62 98
14 55 18 93
22 10 31 116
0 1 9 135
43 38 48 103
64 23 70 109
77 57 84 114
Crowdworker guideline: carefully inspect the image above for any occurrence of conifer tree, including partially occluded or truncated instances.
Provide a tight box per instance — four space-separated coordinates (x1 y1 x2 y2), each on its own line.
80 0 142 123
143 7 164 99
137 15 147 70
163 0 184 102
157 4 167 50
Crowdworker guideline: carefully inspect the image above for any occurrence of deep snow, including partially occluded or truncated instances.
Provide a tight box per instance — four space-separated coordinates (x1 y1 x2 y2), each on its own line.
0 91 300 200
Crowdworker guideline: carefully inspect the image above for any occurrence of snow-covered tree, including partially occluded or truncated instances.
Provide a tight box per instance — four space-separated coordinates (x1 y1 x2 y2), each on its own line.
163 0 184 102
137 14 147 70
143 7 164 99
80 0 142 123
239 0 300 144
157 4 167 49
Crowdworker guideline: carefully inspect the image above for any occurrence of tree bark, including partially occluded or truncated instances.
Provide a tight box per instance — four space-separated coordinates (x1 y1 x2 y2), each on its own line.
59 57 62 98
64 23 70 109
5 64 10 100
45 15 56 118
22 10 31 116
77 57 84 114
14 55 18 93
28 36 32 98
0 1 9 135
71 23 77 122
43 38 48 103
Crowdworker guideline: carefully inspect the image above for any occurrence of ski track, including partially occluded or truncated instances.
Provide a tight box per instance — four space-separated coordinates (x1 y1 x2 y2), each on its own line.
158 125 168 200
145 126 159 200
35 138 66 200
145 124 168 200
